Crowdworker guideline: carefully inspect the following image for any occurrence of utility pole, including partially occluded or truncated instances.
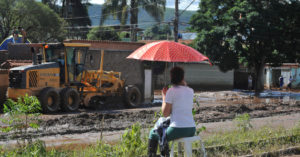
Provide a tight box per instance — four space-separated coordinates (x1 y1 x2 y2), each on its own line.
174 0 179 42
130 0 138 42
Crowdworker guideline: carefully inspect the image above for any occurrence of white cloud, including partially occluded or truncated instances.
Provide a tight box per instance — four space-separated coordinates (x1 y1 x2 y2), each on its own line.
89 0 105 4
89 0 200 11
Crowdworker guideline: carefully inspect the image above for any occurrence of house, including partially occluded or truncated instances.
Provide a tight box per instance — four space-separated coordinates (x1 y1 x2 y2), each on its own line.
264 63 300 89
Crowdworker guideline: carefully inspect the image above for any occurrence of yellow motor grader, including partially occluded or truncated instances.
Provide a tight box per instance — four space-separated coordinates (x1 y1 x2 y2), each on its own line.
7 43 141 113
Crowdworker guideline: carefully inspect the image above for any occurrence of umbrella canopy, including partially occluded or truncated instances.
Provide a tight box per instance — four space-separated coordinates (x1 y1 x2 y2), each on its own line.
127 41 211 64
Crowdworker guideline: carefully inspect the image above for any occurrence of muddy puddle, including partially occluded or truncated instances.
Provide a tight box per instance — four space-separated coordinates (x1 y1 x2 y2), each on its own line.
1 90 300 147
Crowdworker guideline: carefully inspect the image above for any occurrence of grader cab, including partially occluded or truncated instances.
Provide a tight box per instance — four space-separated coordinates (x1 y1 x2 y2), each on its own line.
7 43 141 113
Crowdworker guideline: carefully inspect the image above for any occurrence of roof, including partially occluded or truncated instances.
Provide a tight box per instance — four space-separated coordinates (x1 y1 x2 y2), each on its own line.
139 39 194 45
64 39 145 51
265 63 300 68
63 43 91 47
0 60 32 69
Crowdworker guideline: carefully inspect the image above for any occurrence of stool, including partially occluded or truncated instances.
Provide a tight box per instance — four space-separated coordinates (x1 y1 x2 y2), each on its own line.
170 136 206 157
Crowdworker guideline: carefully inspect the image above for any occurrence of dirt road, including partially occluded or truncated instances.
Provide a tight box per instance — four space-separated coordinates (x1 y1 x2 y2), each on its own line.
0 90 300 147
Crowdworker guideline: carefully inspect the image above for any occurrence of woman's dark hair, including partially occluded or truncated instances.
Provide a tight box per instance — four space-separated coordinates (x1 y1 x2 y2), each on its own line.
170 66 184 85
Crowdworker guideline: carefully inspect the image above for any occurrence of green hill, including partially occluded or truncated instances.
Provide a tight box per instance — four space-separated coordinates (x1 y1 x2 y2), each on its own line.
88 4 196 31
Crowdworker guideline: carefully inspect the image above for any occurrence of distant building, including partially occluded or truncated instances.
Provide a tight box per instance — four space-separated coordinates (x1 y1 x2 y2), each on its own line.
181 33 197 40
264 63 300 89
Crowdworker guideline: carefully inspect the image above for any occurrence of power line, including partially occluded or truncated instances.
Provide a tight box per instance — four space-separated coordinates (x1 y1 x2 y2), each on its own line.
64 20 191 32
166 0 197 23
64 21 163 29
64 0 197 33
179 0 196 17
63 2 159 20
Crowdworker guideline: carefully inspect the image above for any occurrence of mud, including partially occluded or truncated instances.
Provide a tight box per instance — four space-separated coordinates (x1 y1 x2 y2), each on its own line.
1 90 300 143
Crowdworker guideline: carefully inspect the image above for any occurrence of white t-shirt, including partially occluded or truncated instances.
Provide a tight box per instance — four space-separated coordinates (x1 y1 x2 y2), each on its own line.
165 85 196 128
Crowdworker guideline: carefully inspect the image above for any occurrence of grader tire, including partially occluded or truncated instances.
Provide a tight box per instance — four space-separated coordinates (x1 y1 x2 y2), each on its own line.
60 88 80 112
124 85 142 108
39 87 60 113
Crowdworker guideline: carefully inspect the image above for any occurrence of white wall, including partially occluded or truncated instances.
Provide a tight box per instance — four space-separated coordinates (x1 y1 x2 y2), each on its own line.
144 69 152 103
154 63 234 90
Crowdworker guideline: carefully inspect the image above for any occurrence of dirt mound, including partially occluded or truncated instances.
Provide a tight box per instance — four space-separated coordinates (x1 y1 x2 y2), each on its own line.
234 104 253 113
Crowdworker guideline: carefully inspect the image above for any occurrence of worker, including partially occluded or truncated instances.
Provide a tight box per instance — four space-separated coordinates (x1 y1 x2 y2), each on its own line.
0 27 30 50
279 75 284 90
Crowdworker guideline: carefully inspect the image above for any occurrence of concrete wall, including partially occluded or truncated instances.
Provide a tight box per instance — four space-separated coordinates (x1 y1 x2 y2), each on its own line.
154 63 234 90
291 68 300 88
0 70 9 107
102 50 144 89
97 50 145 102
264 66 300 89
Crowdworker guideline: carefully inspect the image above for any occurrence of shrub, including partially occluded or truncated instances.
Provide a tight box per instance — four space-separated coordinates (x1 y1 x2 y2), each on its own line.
234 113 253 132
118 123 147 156
0 94 42 145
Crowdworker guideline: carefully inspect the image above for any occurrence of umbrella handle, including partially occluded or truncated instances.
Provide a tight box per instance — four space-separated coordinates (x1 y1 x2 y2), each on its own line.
164 62 168 86
208 60 213 66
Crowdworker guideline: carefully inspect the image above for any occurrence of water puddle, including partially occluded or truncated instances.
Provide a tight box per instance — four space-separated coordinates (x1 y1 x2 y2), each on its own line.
234 89 300 104
153 90 300 105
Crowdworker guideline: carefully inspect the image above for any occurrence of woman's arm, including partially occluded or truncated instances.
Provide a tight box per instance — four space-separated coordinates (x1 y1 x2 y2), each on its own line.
161 89 172 117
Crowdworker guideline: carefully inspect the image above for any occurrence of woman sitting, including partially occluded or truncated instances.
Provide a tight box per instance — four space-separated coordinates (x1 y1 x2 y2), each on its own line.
148 66 196 157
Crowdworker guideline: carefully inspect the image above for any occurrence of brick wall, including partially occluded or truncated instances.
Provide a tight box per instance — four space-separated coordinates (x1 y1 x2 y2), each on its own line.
65 40 146 101
0 69 8 107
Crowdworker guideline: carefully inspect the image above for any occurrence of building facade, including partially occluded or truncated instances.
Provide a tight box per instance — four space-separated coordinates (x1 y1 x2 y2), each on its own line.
264 63 300 89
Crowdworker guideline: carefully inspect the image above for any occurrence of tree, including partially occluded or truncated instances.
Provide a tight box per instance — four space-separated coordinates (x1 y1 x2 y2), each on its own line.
100 0 166 41
16 0 67 42
144 24 172 40
190 0 300 94
62 0 91 39
0 0 67 42
0 0 18 41
42 0 60 13
87 26 120 41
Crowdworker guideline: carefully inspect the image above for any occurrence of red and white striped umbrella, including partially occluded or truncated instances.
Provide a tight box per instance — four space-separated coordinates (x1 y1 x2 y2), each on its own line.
127 41 211 64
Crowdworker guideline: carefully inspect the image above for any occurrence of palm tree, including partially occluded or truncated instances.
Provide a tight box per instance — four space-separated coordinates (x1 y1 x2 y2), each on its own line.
62 0 91 39
100 0 166 41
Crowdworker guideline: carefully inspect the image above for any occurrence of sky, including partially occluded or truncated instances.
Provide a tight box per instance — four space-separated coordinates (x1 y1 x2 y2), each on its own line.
89 0 200 11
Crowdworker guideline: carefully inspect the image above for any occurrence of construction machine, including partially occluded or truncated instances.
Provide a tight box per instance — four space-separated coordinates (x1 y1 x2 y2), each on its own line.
7 43 141 113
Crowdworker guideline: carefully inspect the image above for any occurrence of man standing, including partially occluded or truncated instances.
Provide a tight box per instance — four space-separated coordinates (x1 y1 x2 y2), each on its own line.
248 75 252 90
279 75 284 90
287 76 294 90
0 28 29 50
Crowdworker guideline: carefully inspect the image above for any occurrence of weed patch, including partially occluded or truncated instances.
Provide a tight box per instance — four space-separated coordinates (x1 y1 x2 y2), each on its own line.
0 95 41 146
203 126 300 156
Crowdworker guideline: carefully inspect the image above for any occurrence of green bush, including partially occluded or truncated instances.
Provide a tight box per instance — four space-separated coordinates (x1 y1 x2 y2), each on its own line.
0 95 42 144
234 113 253 132
118 123 147 156
87 27 121 41
72 123 148 157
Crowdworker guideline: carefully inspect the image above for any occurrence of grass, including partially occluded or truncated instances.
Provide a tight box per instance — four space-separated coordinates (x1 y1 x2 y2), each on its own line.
1 122 300 157
197 122 300 156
